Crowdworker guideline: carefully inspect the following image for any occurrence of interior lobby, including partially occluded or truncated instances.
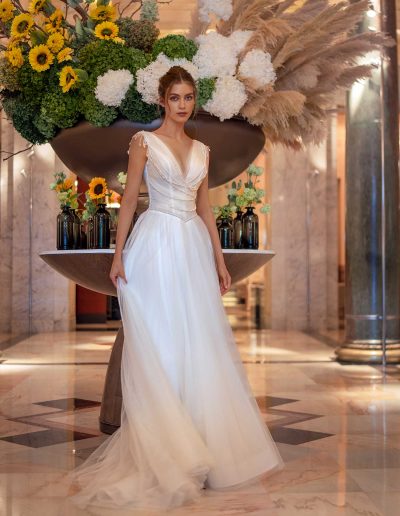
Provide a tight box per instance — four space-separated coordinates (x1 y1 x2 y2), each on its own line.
1 0 400 515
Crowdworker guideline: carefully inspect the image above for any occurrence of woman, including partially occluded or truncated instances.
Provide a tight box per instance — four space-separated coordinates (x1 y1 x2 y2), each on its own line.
67 66 283 510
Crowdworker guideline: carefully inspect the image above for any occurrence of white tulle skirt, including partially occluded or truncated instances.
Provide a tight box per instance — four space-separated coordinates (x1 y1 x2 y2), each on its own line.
67 209 283 510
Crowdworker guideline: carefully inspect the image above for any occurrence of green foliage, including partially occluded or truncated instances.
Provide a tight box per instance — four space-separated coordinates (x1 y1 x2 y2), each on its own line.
119 87 158 123
197 77 215 108
140 0 159 22
0 58 20 92
80 83 118 127
40 89 81 129
33 112 57 140
78 40 147 78
116 18 159 53
152 35 198 61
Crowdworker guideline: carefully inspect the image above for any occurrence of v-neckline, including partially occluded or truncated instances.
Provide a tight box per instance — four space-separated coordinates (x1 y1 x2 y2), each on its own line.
150 132 196 181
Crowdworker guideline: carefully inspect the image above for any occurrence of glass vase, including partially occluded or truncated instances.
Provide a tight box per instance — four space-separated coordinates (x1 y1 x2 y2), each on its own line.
233 209 244 249
218 217 234 249
70 208 81 250
94 203 111 249
56 205 74 250
86 217 94 249
243 206 259 249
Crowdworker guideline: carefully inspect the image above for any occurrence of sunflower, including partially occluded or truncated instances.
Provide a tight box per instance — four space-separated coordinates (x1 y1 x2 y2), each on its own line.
6 46 23 68
57 46 73 63
0 0 14 23
89 177 108 200
29 44 54 72
44 9 63 33
28 0 46 15
11 13 34 39
59 65 78 93
89 3 117 22
94 21 119 40
47 32 64 53
55 178 74 192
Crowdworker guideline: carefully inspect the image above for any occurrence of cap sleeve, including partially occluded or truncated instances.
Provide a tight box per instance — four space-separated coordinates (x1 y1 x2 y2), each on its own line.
127 131 148 155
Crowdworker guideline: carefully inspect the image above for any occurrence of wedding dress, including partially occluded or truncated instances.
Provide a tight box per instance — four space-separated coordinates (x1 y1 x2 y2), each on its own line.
67 130 283 510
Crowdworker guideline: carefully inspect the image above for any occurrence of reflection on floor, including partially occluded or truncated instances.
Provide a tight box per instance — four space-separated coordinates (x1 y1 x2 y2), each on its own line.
0 314 399 514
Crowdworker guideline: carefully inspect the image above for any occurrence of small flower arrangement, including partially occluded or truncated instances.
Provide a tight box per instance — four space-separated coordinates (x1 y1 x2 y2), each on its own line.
212 203 237 220
81 191 97 221
49 171 78 208
117 171 127 190
229 164 271 213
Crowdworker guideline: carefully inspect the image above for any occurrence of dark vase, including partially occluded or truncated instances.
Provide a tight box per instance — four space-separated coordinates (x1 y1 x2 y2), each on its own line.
94 203 111 249
233 209 244 249
70 208 81 249
86 217 94 249
80 226 87 249
56 205 74 250
243 206 259 249
218 217 234 249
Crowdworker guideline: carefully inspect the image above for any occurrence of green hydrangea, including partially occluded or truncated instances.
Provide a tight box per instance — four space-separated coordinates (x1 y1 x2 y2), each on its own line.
78 40 147 78
152 35 198 61
2 94 48 144
119 87 158 123
40 90 81 129
196 77 215 108
116 18 159 53
80 79 118 126
33 112 57 140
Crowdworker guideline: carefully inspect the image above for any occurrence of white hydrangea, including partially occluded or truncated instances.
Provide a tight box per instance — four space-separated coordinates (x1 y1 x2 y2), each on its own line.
203 76 247 121
228 30 253 54
136 53 199 105
194 31 238 78
238 49 276 89
95 69 134 107
198 0 233 22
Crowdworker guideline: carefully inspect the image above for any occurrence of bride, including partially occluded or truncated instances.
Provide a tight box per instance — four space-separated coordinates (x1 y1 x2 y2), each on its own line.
67 65 283 510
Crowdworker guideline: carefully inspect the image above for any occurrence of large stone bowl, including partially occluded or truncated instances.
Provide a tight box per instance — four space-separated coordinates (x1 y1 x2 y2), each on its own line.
50 112 265 191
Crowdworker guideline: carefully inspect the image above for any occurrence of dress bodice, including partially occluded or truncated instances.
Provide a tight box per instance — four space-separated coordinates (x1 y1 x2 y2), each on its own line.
128 130 209 222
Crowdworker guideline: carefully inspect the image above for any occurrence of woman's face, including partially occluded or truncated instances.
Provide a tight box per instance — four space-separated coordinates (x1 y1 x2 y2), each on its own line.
161 82 195 123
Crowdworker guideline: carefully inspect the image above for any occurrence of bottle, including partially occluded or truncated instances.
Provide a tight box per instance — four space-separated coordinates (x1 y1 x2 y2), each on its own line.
243 206 259 249
93 203 111 249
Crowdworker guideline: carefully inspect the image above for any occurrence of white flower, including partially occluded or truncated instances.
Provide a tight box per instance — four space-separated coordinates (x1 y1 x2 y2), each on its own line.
194 31 237 78
95 69 134 107
136 53 199 105
238 49 276 89
198 0 233 22
228 30 253 54
203 75 247 121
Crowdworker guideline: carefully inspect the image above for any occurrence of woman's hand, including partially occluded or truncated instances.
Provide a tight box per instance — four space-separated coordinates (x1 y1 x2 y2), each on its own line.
110 256 127 289
217 261 231 295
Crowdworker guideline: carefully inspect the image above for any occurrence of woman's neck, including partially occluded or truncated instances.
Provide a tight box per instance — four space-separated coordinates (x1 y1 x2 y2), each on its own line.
157 117 187 140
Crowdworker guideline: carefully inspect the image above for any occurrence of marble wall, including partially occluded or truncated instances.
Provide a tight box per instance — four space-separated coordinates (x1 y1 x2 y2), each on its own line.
268 114 338 331
0 119 75 335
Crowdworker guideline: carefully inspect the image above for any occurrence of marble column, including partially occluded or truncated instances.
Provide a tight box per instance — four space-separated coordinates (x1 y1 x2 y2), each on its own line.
0 117 75 335
335 1 400 363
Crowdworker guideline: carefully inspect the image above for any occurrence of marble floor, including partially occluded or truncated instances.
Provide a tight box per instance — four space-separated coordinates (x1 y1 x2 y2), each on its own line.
0 312 399 515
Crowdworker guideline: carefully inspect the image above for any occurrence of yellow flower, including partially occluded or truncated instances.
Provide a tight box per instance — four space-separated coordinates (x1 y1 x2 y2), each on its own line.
113 37 125 45
94 21 119 40
59 65 78 93
29 44 54 72
44 9 63 33
55 178 74 192
47 32 64 53
0 0 14 23
6 46 23 68
28 0 46 15
89 3 117 22
11 13 34 39
57 46 73 63
89 177 108 200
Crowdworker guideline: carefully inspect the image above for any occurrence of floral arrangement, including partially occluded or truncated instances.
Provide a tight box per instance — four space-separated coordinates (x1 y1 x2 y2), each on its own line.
213 163 270 219
81 191 97 222
49 170 78 208
0 0 390 149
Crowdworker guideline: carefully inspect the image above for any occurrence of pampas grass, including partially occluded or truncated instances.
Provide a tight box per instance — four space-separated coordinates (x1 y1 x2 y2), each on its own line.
216 0 393 148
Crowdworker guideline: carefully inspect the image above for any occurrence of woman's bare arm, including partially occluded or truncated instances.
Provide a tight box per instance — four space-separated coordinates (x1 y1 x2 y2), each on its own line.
110 135 147 288
196 154 231 294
